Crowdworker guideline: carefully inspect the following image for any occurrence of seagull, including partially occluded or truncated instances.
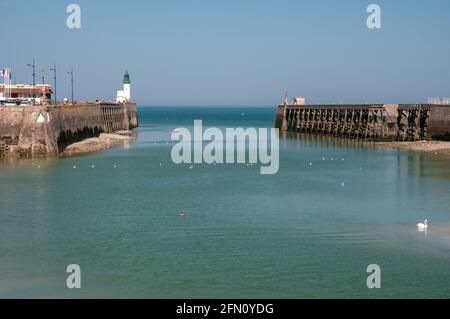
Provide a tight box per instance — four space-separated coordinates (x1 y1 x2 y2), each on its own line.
416 219 428 232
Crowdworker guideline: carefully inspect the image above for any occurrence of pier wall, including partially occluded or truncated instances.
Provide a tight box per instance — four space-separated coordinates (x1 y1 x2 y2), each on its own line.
427 105 450 139
275 103 450 142
0 102 138 157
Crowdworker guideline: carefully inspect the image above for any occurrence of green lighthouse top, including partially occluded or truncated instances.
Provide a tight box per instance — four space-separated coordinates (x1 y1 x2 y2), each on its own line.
123 71 130 84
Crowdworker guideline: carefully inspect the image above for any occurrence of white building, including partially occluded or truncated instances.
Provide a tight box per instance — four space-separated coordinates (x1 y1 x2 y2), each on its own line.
0 84 52 104
293 97 305 105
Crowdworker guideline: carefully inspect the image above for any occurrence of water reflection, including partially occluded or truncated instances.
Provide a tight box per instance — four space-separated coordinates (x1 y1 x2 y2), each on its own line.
0 157 59 169
280 131 375 151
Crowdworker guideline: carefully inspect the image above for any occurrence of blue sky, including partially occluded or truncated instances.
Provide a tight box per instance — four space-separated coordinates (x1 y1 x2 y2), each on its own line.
1 0 450 105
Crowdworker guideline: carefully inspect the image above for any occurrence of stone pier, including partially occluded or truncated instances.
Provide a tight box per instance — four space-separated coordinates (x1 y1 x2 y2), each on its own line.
0 102 138 157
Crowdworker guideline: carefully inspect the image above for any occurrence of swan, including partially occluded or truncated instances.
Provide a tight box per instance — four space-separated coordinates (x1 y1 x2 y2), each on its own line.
416 219 428 231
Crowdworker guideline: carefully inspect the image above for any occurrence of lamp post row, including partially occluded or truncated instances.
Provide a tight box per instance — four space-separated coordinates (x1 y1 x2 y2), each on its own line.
26 58 73 105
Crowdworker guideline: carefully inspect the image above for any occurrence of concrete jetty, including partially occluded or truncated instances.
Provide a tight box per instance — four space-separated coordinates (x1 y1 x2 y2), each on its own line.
0 102 138 157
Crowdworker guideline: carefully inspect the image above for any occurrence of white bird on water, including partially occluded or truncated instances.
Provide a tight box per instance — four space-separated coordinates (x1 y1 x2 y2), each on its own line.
416 219 428 232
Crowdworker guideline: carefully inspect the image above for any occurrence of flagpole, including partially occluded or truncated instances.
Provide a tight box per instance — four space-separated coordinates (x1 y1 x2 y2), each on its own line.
8 69 11 99
6 69 9 100
2 69 4 99
8 69 10 99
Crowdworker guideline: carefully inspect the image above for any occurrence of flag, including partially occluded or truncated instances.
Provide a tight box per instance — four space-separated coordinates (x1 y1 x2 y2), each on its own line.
0 69 9 78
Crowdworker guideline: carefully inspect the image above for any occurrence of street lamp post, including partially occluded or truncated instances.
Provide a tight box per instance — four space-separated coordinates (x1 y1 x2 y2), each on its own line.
50 64 57 105
67 68 74 105
27 58 36 105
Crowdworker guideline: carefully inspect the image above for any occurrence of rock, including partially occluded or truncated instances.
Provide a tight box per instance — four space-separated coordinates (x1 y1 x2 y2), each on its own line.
62 132 134 156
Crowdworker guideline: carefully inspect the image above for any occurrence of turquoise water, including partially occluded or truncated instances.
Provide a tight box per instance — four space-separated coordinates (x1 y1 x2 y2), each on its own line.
1 107 450 298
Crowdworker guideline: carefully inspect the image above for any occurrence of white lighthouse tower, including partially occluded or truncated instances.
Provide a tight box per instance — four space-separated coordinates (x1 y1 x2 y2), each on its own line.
116 71 131 103
123 71 131 101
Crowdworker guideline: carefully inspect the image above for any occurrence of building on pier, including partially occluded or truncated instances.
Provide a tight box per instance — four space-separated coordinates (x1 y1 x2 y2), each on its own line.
0 84 52 104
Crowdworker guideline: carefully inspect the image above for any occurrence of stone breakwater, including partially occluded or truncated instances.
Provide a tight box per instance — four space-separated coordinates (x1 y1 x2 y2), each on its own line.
0 102 138 157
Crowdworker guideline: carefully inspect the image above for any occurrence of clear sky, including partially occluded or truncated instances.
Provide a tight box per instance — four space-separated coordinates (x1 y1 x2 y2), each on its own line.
1 0 449 105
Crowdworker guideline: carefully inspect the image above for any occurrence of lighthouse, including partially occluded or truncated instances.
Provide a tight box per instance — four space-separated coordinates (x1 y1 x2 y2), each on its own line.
116 71 131 103
123 71 131 101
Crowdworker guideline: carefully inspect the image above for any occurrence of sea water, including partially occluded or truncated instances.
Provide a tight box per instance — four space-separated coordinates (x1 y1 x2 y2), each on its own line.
0 107 449 298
